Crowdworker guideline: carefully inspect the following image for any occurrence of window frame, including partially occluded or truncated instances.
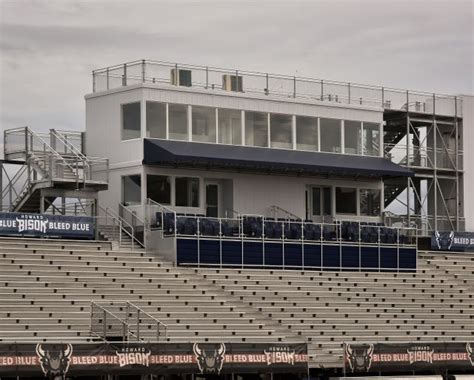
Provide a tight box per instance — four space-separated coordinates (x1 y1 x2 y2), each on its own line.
121 102 142 141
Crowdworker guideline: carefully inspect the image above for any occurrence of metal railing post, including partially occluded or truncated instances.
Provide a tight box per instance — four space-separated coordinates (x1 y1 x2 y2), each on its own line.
136 309 140 341
103 309 107 340
142 60 146 83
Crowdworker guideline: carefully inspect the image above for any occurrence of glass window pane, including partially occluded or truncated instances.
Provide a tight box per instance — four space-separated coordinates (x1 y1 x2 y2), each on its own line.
122 102 141 140
323 187 332 215
336 187 357 214
344 120 361 155
245 111 268 147
312 187 321 216
270 114 292 149
146 102 166 139
175 177 199 207
218 108 241 145
360 189 381 216
320 118 341 153
122 175 141 205
363 122 380 156
168 104 188 141
192 106 216 143
147 175 171 204
296 116 318 151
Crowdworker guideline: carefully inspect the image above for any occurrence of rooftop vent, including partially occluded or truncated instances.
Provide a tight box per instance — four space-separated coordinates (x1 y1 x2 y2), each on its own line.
171 69 192 87
222 74 243 92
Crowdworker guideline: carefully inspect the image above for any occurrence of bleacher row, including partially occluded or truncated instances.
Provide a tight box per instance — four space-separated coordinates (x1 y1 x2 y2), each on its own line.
0 237 472 370
158 213 415 245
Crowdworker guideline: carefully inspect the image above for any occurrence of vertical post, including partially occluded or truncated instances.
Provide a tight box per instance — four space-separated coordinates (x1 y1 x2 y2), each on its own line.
381 87 385 107
92 71 96 92
205 67 209 89
106 68 109 90
141 60 146 83
123 63 127 86
293 76 296 98
348 83 351 104
320 80 324 101
406 91 410 226
103 310 107 340
136 309 140 341
265 73 269 95
454 96 460 230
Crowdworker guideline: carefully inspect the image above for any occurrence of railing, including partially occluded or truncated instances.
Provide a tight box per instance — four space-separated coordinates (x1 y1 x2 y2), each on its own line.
269 205 300 220
50 129 85 155
98 205 144 250
126 302 167 341
384 212 465 236
145 198 177 232
384 144 463 171
90 301 167 342
92 60 463 117
119 203 146 247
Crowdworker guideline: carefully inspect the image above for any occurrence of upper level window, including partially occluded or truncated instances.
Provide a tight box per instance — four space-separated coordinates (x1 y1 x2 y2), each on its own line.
320 118 341 153
363 122 380 156
169 104 188 141
122 175 141 205
218 108 241 145
192 106 216 143
245 111 268 147
147 175 171 205
146 102 166 139
175 177 199 207
122 102 141 140
270 114 292 149
344 120 362 155
296 116 318 151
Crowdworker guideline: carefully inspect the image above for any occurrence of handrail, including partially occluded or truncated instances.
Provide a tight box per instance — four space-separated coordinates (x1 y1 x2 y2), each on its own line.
126 301 168 341
90 301 132 342
270 205 300 220
50 129 87 160
98 205 144 249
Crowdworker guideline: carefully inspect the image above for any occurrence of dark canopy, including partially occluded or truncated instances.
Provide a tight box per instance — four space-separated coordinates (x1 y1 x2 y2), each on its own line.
143 139 413 178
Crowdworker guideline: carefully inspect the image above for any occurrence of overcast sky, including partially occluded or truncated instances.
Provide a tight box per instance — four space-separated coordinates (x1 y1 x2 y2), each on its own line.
0 0 473 139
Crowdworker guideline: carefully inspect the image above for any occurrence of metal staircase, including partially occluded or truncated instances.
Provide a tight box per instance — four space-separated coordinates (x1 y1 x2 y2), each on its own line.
2 127 108 213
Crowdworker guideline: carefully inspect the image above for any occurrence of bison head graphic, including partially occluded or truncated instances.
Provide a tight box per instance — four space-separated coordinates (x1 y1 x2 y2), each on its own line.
193 343 225 374
467 343 474 366
36 343 73 380
346 344 374 372
434 231 454 250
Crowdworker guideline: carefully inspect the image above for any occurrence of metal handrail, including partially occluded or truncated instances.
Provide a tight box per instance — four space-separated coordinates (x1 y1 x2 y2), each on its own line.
90 301 133 342
98 205 144 249
270 205 300 220
126 301 168 341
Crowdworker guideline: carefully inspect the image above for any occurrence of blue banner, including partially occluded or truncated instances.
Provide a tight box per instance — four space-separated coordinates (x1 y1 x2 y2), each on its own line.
431 231 474 251
0 212 94 239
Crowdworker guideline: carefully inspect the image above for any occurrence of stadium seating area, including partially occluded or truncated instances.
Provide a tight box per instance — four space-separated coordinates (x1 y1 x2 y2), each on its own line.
159 212 415 244
0 237 472 369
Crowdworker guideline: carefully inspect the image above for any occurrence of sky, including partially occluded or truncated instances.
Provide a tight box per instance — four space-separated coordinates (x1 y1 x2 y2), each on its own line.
0 0 473 139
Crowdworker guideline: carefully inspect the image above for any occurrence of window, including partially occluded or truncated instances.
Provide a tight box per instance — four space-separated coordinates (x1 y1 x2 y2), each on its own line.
363 122 380 156
360 189 381 216
270 114 292 149
344 120 362 154
296 116 318 151
310 186 331 216
245 111 268 147
192 106 216 143
147 175 171 204
168 104 188 141
122 175 141 205
175 177 199 207
146 102 166 138
320 118 341 153
336 187 357 214
122 102 141 140
218 108 241 145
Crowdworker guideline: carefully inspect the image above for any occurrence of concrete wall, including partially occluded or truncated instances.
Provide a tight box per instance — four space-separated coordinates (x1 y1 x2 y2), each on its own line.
462 95 474 231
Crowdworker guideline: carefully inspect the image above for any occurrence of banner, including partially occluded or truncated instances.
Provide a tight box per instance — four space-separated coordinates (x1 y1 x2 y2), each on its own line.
344 342 474 373
0 342 308 377
0 212 94 239
431 231 474 251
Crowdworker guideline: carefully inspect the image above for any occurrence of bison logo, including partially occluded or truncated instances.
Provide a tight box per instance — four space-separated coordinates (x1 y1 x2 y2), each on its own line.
193 343 225 374
345 344 374 372
467 343 474 366
36 343 73 380
434 231 454 250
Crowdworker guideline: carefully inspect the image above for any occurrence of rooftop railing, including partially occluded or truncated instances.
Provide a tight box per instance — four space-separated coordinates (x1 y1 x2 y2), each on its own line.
92 59 463 117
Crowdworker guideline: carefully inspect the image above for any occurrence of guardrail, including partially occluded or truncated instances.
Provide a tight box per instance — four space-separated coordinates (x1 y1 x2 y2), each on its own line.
92 60 463 117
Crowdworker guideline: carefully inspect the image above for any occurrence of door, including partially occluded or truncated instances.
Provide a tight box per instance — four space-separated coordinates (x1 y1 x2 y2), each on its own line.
308 186 332 222
206 184 219 217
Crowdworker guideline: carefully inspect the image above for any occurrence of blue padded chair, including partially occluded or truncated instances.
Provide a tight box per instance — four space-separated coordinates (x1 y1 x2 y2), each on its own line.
163 213 175 235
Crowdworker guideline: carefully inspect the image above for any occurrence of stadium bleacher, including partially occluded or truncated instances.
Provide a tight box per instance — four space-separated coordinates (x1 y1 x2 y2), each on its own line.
0 236 472 371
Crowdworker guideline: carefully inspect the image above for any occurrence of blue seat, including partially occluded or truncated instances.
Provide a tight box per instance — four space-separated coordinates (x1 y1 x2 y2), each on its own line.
155 212 163 229
163 213 175 235
323 225 336 241
184 218 197 235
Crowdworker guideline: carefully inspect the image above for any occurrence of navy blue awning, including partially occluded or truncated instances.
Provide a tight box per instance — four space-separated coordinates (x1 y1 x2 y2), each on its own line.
143 139 413 178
